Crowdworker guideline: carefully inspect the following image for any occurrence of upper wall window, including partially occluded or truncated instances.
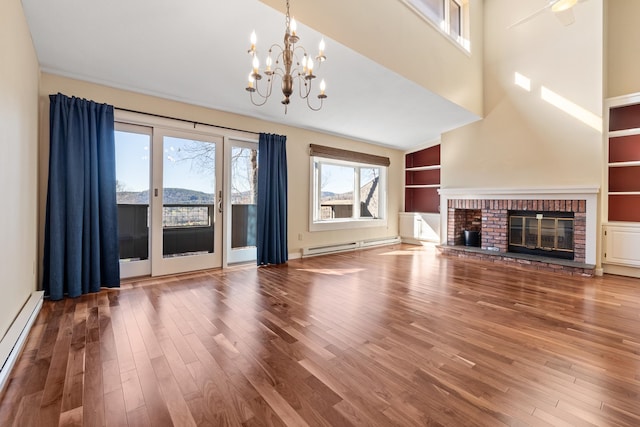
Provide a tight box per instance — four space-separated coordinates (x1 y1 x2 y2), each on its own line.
402 0 470 52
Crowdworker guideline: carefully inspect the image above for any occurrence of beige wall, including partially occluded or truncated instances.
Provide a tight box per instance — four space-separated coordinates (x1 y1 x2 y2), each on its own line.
606 0 640 98
38 74 403 267
441 0 603 189
260 0 484 117
0 0 40 338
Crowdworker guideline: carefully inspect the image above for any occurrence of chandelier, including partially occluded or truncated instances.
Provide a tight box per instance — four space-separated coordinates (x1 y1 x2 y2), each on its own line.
246 0 327 113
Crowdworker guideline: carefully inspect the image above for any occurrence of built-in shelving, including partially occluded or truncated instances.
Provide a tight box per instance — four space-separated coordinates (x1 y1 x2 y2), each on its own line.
603 94 640 277
405 145 440 213
607 100 640 222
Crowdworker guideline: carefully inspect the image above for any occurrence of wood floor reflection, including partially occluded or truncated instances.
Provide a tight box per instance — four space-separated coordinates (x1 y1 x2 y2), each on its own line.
2 244 640 426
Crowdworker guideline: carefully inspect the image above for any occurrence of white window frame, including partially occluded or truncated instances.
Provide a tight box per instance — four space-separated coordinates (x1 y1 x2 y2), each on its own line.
401 0 470 52
309 156 387 232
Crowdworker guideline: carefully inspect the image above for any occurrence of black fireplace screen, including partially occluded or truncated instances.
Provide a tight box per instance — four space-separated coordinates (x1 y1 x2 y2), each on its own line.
508 211 574 260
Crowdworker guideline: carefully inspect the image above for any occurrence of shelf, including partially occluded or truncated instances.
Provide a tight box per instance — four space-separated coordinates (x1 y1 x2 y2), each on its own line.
405 184 440 189
608 161 640 167
405 165 441 171
608 191 640 196
608 128 640 138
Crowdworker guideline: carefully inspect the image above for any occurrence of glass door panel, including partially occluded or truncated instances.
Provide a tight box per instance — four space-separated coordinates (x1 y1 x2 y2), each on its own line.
524 217 538 247
540 218 556 249
151 129 222 276
224 138 258 265
114 123 152 278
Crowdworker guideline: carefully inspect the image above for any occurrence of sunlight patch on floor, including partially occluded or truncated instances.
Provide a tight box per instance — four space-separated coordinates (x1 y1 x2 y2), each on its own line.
380 243 436 256
296 268 365 276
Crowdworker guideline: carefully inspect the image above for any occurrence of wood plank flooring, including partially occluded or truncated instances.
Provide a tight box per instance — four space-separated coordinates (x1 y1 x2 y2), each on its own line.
1 243 640 426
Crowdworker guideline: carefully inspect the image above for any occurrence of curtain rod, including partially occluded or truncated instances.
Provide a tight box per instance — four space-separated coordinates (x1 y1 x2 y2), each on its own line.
115 107 260 136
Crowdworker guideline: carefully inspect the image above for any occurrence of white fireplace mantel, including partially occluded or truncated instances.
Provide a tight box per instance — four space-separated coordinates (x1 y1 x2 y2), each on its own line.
438 186 600 198
438 186 600 266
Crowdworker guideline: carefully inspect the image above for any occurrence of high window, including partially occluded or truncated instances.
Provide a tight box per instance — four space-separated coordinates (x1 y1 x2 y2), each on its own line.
402 0 470 51
309 144 388 231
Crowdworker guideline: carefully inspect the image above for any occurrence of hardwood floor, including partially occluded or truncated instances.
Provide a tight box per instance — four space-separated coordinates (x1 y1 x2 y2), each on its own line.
1 243 640 426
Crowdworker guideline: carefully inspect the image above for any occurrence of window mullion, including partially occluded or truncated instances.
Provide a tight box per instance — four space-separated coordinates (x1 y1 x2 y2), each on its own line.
316 161 322 221
442 0 450 34
354 167 360 218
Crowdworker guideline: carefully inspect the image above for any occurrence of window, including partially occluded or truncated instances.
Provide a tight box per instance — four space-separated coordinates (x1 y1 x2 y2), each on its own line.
402 0 469 51
310 157 387 231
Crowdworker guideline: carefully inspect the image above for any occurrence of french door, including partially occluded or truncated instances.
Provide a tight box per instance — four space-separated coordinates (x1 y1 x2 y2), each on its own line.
115 123 254 279
150 128 223 276
224 138 258 265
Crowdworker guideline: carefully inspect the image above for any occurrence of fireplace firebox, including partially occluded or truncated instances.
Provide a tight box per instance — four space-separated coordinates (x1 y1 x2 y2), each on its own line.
508 211 574 260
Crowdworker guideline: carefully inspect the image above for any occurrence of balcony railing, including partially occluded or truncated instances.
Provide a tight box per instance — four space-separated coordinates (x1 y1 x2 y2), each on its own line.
117 203 256 260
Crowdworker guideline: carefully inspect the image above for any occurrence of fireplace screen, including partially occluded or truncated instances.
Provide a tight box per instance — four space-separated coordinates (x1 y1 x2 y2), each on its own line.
509 211 574 260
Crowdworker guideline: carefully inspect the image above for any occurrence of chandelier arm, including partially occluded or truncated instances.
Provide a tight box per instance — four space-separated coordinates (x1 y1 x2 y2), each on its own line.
252 70 278 101
249 89 270 107
306 94 324 111
294 73 313 100
252 76 268 99
268 44 285 55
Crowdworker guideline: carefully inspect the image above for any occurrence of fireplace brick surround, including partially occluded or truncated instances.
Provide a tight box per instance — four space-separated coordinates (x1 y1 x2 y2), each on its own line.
438 188 598 276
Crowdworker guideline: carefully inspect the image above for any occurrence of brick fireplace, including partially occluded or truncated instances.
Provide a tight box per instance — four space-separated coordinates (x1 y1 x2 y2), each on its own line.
438 187 599 276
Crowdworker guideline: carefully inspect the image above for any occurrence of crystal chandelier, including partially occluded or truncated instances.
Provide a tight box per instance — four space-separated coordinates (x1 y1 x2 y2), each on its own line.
246 0 327 113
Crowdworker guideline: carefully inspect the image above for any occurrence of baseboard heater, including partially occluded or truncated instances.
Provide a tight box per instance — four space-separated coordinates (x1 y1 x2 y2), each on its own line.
0 291 44 393
302 236 400 258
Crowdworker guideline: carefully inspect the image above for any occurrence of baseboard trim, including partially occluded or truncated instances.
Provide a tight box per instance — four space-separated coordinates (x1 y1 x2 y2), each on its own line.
0 291 44 393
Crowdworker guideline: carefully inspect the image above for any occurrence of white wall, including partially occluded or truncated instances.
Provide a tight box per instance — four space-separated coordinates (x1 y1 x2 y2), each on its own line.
442 0 603 189
38 74 404 268
0 0 40 339
606 0 640 98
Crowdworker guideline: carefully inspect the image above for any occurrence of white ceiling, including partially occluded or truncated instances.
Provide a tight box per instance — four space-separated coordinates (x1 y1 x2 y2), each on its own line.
21 0 479 150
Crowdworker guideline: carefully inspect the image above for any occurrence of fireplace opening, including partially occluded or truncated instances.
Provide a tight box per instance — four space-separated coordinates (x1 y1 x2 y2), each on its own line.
508 211 574 260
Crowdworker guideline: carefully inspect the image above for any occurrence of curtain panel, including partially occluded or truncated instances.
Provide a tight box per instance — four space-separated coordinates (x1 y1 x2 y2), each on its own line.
43 93 120 300
257 133 288 265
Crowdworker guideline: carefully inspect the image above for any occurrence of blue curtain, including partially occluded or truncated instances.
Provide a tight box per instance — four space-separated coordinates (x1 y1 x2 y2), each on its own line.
43 93 120 300
257 133 288 265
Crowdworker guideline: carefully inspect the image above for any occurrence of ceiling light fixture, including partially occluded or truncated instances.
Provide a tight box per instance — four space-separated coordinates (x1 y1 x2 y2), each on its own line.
551 0 578 13
246 0 327 113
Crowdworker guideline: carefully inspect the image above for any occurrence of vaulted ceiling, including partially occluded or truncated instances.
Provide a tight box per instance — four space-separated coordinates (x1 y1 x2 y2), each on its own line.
22 0 480 150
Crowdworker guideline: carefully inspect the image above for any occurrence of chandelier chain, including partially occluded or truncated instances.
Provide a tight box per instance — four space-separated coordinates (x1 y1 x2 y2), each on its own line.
285 0 291 31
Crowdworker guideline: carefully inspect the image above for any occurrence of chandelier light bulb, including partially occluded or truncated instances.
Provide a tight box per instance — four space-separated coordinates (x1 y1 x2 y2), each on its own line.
248 30 257 54
247 73 255 91
320 79 326 94
307 57 314 74
266 55 273 73
290 18 297 36
317 38 326 62
252 56 260 74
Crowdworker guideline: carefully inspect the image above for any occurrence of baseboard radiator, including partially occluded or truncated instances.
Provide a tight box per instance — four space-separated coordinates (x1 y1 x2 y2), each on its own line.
302 236 400 258
0 291 44 393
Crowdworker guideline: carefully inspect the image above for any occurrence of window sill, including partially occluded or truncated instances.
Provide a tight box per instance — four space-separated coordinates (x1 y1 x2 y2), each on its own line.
310 218 388 232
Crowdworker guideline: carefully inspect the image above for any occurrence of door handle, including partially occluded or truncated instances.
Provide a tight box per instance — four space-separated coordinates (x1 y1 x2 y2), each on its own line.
218 190 223 213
